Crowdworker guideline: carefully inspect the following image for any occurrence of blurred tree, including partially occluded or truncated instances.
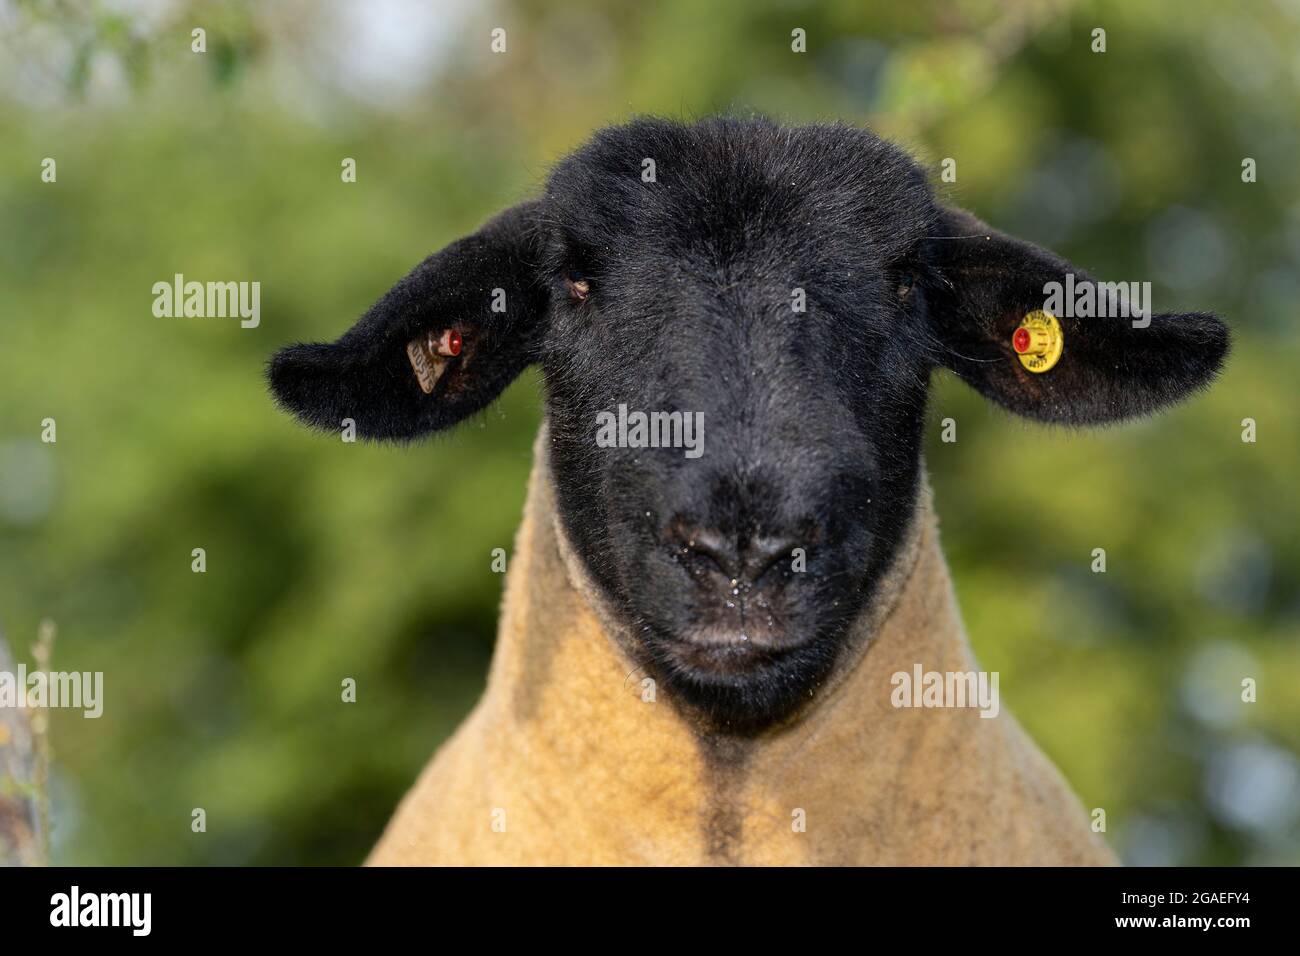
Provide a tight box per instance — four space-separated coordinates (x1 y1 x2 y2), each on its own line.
0 0 1295 865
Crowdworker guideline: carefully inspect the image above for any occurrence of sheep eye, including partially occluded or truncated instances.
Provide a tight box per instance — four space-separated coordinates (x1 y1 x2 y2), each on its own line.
897 271 917 299
565 272 591 302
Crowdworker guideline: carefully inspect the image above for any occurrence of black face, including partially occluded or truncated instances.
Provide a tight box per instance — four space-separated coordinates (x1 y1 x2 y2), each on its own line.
539 120 937 727
267 116 1230 733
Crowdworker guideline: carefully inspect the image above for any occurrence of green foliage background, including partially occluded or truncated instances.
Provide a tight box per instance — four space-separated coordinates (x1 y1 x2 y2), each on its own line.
0 0 1296 865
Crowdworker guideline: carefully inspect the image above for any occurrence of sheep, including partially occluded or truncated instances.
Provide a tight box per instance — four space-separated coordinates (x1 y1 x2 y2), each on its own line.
268 116 1229 865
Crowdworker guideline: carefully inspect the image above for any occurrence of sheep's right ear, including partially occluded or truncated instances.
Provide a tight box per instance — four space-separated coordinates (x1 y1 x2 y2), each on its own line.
923 206 1230 426
267 201 549 441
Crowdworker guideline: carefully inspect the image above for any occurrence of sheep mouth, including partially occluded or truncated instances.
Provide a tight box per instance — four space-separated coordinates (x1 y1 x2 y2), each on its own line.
622 589 857 725
676 621 808 653
659 624 816 678
642 623 845 728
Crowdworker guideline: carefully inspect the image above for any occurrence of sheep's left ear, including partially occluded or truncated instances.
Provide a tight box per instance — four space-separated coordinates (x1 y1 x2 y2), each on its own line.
923 206 1230 425
268 201 548 441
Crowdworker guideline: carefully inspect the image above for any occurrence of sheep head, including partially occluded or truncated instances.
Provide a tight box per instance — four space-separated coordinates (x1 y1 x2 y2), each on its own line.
269 116 1229 731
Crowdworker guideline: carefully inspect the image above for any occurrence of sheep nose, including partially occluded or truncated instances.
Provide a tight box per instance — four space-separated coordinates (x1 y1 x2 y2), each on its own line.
671 525 799 591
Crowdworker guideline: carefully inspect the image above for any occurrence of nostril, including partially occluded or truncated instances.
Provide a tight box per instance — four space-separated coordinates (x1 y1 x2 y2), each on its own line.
669 524 802 589
740 537 800 585
672 527 736 578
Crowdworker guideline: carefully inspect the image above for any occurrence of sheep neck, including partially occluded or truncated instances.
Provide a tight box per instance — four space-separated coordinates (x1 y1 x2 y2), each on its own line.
371 423 1110 864
481 424 973 863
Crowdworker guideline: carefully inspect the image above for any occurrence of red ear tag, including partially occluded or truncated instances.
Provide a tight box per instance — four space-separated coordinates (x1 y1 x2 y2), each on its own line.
434 328 462 357
1011 311 1064 373
406 327 463 394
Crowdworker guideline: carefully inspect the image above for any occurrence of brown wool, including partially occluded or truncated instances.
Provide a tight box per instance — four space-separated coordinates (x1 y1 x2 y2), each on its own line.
368 425 1115 866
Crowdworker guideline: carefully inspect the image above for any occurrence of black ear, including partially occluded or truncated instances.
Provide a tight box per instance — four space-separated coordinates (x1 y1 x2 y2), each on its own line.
923 206 1230 425
267 201 549 441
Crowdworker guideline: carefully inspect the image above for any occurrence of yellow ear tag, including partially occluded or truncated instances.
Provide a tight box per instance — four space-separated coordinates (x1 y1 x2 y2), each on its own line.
1011 310 1063 373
